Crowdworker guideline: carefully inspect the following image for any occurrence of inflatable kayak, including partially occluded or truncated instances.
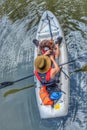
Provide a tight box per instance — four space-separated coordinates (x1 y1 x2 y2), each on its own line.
34 10 69 119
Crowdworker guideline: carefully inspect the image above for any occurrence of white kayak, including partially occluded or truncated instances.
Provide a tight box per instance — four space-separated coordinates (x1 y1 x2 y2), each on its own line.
34 10 69 119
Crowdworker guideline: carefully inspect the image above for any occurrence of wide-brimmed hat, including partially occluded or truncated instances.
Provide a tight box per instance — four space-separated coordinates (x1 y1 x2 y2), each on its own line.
34 55 51 73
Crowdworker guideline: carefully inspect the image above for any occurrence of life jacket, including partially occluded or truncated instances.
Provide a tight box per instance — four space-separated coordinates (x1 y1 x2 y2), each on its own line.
35 68 55 86
39 86 54 105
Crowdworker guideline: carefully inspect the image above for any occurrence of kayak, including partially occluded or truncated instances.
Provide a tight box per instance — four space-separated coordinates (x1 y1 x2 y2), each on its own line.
34 10 69 119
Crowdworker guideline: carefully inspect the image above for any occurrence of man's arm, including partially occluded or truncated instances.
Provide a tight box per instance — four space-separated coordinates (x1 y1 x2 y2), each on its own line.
50 55 60 78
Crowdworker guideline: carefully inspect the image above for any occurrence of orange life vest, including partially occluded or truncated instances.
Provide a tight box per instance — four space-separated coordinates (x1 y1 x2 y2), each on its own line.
39 86 54 106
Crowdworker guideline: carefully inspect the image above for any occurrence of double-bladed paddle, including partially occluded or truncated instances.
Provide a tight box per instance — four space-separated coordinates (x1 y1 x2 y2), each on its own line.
0 52 87 89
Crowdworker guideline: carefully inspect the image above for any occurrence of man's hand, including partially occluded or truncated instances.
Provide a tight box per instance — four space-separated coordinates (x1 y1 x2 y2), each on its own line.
44 50 52 56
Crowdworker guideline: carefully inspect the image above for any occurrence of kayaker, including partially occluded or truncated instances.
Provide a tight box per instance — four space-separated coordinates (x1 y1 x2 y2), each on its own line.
34 55 60 87
33 36 62 58
34 37 62 106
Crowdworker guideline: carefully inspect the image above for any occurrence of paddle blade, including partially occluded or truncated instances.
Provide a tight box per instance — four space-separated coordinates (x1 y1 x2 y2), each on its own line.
74 65 87 72
78 52 87 62
0 81 14 89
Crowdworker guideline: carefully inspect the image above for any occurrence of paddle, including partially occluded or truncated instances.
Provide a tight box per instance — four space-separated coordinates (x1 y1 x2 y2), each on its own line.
0 74 34 89
0 52 87 89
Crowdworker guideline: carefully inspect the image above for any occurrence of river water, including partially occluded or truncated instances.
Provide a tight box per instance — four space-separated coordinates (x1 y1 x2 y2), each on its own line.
0 0 87 130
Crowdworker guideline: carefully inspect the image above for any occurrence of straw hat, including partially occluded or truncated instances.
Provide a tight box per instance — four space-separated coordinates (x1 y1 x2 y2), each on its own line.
34 55 51 73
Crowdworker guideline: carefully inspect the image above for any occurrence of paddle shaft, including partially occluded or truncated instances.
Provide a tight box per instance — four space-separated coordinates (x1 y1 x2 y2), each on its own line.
13 74 34 83
0 74 34 89
59 59 77 66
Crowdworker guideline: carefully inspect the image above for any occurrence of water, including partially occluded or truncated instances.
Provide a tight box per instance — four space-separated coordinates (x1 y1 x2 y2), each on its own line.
0 0 87 130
